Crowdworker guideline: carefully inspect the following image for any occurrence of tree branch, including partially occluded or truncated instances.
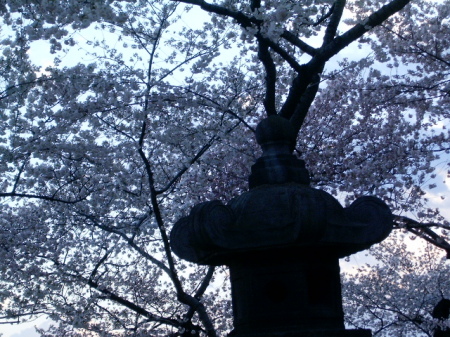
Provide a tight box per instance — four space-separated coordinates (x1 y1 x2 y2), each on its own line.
282 0 412 128
394 215 450 259
77 211 172 276
257 38 277 116
279 67 314 120
139 142 217 336
322 0 345 45
250 0 260 12
156 135 217 195
289 72 323 134
184 266 215 321
89 250 111 283
0 192 86 204
380 24 450 68
11 154 30 194
280 31 317 56
174 0 256 28
0 312 49 324
317 0 411 64
259 34 303 72
86 278 180 327
180 87 257 132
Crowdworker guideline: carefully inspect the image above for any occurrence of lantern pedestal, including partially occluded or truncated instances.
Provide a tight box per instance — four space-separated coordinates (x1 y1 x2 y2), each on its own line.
171 116 392 337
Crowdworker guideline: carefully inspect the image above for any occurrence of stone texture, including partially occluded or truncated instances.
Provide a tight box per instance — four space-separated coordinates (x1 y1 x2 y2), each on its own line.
170 115 394 337
170 185 392 265
228 329 372 337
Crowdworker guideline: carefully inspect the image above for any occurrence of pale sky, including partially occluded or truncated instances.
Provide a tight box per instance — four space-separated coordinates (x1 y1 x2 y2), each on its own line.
2 317 49 337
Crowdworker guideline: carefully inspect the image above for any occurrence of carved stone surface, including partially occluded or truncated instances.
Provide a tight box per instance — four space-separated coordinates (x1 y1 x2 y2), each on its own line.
170 115 394 337
249 115 310 187
170 185 392 265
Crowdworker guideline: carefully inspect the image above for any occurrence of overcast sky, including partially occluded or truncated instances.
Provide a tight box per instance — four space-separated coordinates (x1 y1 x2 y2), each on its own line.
2 317 49 337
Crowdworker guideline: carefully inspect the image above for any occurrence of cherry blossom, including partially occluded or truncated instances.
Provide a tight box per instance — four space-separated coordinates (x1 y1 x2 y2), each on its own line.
0 0 449 336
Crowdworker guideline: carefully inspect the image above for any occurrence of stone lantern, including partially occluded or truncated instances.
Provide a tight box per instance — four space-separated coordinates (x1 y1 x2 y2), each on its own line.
170 116 393 337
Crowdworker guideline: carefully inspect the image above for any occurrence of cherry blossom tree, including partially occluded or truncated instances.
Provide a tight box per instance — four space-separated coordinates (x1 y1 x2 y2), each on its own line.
0 0 449 336
343 233 450 337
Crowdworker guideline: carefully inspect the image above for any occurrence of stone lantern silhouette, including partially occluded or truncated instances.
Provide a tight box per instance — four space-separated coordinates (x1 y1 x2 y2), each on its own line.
171 116 393 337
